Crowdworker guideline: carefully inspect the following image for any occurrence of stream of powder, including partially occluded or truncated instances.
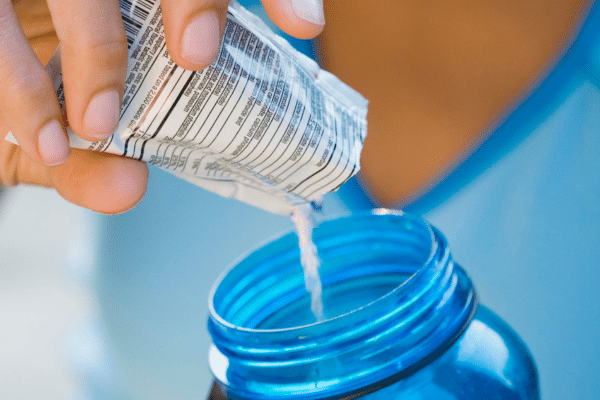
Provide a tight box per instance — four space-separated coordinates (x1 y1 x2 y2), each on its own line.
291 204 325 322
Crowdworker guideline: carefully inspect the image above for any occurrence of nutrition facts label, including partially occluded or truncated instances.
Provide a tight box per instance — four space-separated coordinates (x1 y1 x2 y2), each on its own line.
8 0 367 214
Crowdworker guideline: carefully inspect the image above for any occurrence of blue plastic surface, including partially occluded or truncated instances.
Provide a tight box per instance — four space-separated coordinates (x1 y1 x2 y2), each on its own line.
207 212 538 399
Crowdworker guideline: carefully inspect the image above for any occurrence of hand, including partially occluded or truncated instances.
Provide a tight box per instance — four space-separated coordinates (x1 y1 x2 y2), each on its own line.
0 0 324 214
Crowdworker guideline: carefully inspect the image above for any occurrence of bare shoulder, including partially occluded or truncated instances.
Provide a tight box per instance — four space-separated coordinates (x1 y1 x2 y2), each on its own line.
319 0 592 206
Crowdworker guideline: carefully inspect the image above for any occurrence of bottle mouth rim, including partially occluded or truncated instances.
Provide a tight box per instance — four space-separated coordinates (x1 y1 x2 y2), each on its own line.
207 209 476 399
207 209 437 333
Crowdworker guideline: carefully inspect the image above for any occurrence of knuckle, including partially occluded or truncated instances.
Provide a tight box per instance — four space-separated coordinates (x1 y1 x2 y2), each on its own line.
0 68 53 110
71 34 129 72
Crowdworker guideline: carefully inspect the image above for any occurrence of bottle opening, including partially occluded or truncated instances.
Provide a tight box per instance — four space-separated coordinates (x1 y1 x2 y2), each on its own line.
207 210 476 400
257 268 410 330
209 209 435 332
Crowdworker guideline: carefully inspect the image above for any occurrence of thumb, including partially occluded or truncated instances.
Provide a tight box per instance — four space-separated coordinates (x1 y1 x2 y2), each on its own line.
260 0 325 39
1 116 149 215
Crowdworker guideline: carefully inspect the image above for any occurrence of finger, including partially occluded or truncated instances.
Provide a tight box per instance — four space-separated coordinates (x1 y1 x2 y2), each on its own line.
1 116 148 214
261 0 325 39
0 142 52 187
0 130 52 187
0 0 70 166
46 0 128 142
161 0 228 71
50 149 149 215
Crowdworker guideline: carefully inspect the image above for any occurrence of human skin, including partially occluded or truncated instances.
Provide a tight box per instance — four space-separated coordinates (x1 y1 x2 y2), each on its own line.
319 0 591 207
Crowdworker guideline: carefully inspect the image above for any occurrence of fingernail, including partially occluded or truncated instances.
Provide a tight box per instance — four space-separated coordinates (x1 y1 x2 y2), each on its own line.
290 0 325 25
38 120 70 166
84 89 120 139
182 11 220 66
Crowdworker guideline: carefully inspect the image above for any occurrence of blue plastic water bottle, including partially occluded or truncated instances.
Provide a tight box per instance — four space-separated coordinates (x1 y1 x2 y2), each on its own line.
207 210 539 399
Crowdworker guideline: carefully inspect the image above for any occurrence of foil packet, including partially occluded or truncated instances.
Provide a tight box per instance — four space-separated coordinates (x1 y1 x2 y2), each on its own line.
6 0 367 214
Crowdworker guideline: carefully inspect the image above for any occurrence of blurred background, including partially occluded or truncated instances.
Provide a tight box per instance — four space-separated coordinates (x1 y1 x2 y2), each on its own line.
0 184 94 399
2 0 600 399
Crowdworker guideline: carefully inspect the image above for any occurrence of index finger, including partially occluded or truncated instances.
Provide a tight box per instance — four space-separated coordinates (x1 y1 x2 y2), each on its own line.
0 0 70 166
47 0 128 142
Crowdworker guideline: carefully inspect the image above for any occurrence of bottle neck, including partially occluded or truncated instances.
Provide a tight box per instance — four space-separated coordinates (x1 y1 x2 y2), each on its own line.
208 210 477 400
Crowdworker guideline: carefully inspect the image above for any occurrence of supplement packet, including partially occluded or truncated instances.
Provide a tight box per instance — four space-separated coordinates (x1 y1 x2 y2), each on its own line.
6 0 368 214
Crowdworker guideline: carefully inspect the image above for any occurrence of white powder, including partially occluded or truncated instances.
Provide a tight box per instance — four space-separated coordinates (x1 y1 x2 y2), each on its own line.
291 203 325 322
